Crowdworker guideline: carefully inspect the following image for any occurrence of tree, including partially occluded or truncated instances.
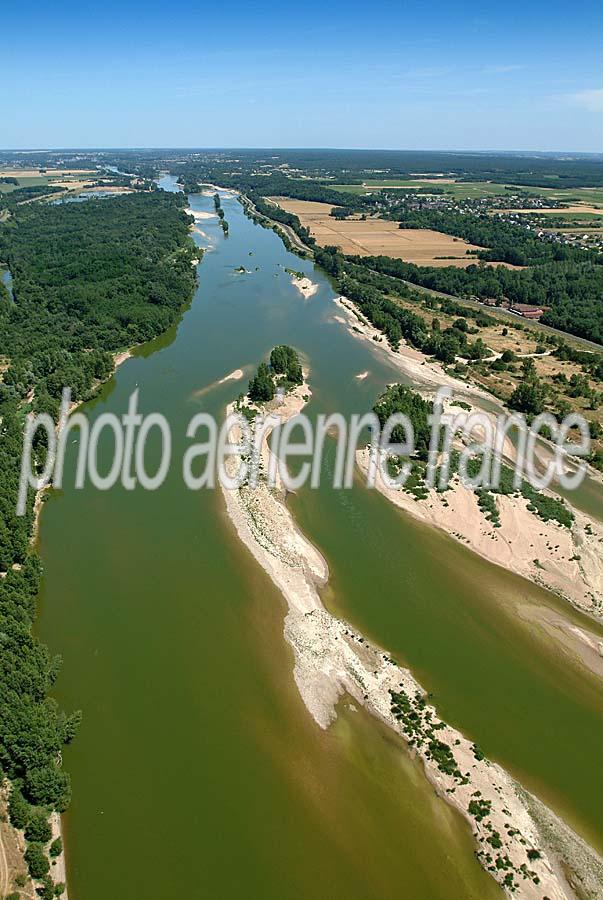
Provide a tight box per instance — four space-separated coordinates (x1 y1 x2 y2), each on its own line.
8 787 31 830
435 334 460 365
248 363 275 403
509 380 546 416
373 384 432 460
25 812 52 844
270 345 303 384
24 843 50 879
25 766 71 812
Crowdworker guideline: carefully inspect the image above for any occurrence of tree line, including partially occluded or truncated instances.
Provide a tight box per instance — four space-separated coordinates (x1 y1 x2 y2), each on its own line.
0 189 198 893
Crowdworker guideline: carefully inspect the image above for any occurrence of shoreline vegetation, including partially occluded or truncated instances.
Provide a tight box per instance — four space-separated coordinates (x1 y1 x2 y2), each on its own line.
0 187 199 898
340 287 603 631
332 298 603 623
213 192 229 236
197 181 603 632
0 161 600 897
214 176 602 474
238 184 602 480
177 153 603 346
220 349 603 899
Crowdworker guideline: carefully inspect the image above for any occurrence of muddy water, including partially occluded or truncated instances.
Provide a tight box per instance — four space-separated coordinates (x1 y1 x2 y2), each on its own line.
36 178 601 898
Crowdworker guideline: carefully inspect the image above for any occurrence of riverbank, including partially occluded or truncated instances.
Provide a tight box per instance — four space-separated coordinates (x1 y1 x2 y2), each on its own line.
0 786 68 900
24 345 139 899
356 448 603 627
220 370 603 898
332 291 603 488
30 346 134 545
333 291 603 625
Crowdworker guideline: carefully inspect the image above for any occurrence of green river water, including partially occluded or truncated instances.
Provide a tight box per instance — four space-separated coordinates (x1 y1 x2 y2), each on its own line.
36 178 602 899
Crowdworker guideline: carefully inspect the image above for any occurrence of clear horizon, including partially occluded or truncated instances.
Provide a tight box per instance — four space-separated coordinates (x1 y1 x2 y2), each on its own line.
1 146 603 155
2 0 602 152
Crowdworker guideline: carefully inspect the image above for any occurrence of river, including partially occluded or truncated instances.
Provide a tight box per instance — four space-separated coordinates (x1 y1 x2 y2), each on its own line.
36 177 602 898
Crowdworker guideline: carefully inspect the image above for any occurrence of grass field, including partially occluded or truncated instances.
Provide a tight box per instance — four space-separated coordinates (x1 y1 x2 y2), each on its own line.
0 175 49 193
0 168 96 194
329 179 457 194
269 198 522 266
543 187 603 206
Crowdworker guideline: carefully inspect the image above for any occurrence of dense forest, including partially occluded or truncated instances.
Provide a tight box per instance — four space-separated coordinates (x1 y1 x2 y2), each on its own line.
0 188 197 892
180 170 361 210
0 184 63 212
0 192 197 416
3 148 603 190
347 253 603 345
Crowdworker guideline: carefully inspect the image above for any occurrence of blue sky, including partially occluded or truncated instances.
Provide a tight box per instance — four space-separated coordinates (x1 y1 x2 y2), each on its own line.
1 0 602 151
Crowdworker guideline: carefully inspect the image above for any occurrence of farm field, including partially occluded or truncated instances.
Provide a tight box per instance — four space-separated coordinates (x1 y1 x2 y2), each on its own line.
328 180 535 199
0 167 96 193
329 179 457 193
0 175 49 192
269 197 518 266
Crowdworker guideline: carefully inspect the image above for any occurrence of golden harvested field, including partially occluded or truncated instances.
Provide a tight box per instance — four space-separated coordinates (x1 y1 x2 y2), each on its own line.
269 198 519 267
0 168 95 178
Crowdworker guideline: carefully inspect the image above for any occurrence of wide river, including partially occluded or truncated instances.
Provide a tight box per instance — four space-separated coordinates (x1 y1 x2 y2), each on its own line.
37 177 603 898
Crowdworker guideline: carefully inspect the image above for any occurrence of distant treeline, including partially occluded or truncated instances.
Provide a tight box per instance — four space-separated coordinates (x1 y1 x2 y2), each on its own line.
4 148 603 188
180 170 363 209
171 149 603 188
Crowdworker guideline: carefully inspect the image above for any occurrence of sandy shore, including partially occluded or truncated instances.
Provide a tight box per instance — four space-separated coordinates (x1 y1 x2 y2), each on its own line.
290 273 319 299
218 368 244 384
50 812 68 898
220 374 602 898
333 293 603 487
335 290 603 623
113 349 132 369
185 207 217 221
333 295 492 401
357 448 603 625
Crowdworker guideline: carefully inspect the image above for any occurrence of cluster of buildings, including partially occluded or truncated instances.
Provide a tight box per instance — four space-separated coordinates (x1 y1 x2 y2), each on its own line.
478 297 547 321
